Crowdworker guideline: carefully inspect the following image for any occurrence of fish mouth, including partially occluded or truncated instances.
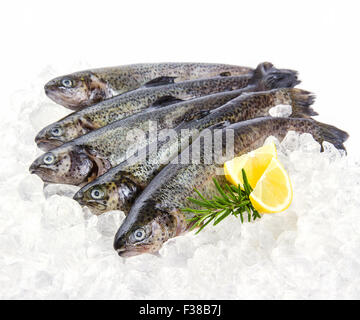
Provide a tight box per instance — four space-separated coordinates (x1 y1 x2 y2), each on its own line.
44 86 88 110
35 139 63 152
87 201 108 212
74 197 108 213
29 168 55 183
116 248 142 258
115 241 156 258
44 85 63 103
29 162 58 183
29 164 47 175
44 83 57 96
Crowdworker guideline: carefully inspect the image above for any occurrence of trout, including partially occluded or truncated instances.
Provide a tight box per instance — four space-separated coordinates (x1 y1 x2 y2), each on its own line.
73 88 316 214
36 62 298 151
44 62 253 110
112 117 348 257
30 66 299 186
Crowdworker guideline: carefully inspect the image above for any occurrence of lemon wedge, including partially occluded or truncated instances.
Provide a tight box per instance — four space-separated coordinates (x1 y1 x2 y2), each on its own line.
249 157 293 213
224 142 277 189
224 142 292 214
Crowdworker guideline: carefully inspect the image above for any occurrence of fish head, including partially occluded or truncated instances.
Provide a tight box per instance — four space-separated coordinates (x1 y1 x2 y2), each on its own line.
44 72 111 109
29 145 97 186
73 174 139 215
35 123 66 151
113 204 186 257
35 117 92 151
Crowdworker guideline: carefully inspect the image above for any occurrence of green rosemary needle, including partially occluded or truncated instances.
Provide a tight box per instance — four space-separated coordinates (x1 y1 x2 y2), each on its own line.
182 169 261 234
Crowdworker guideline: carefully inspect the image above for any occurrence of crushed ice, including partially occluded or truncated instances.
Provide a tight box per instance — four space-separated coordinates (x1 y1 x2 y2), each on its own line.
269 104 293 118
1 68 360 299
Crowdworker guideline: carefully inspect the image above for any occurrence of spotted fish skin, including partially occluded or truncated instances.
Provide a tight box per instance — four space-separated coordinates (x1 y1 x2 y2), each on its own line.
30 64 300 187
37 75 252 151
113 117 348 257
73 87 314 215
44 62 253 110
36 62 299 151
69 88 251 214
36 86 249 152
31 75 256 186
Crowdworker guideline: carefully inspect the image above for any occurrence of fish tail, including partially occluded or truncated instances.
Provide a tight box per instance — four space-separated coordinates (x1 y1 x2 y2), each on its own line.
251 62 300 90
315 120 349 151
288 89 318 118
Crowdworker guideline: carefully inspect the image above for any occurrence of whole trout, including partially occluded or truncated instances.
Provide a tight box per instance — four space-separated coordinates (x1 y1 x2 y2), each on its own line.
36 89 249 152
29 66 300 186
73 88 316 214
36 62 298 150
113 117 348 257
44 62 253 110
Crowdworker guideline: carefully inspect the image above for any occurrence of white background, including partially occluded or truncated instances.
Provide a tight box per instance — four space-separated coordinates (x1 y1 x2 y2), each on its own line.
1 0 359 152
1 1 360 300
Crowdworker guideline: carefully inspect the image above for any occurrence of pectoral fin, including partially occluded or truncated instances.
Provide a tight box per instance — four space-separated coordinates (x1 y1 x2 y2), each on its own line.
208 120 231 130
78 116 98 132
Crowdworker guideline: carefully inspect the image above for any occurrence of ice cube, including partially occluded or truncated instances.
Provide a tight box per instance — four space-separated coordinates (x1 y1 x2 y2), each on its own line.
17 174 44 202
322 141 342 162
269 104 293 117
299 133 321 153
41 195 83 230
43 183 80 199
280 131 300 154
96 211 125 237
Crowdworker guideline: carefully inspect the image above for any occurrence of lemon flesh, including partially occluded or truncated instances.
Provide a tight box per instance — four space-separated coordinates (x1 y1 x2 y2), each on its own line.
249 157 293 213
224 142 277 189
224 142 292 214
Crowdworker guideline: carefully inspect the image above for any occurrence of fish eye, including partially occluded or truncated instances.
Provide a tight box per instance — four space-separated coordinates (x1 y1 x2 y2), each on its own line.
61 78 73 88
50 126 62 137
133 228 146 241
90 187 104 200
43 153 55 165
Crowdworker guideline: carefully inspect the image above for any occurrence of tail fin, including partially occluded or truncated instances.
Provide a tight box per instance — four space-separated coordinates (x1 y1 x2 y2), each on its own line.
289 89 318 118
251 62 300 90
315 120 349 151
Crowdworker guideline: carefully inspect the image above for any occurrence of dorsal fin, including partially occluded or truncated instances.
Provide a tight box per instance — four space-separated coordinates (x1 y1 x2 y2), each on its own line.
209 120 231 130
249 62 274 84
144 76 177 87
151 95 183 108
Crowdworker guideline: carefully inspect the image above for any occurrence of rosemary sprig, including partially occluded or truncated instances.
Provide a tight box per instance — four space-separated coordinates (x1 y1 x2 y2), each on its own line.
182 169 261 234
